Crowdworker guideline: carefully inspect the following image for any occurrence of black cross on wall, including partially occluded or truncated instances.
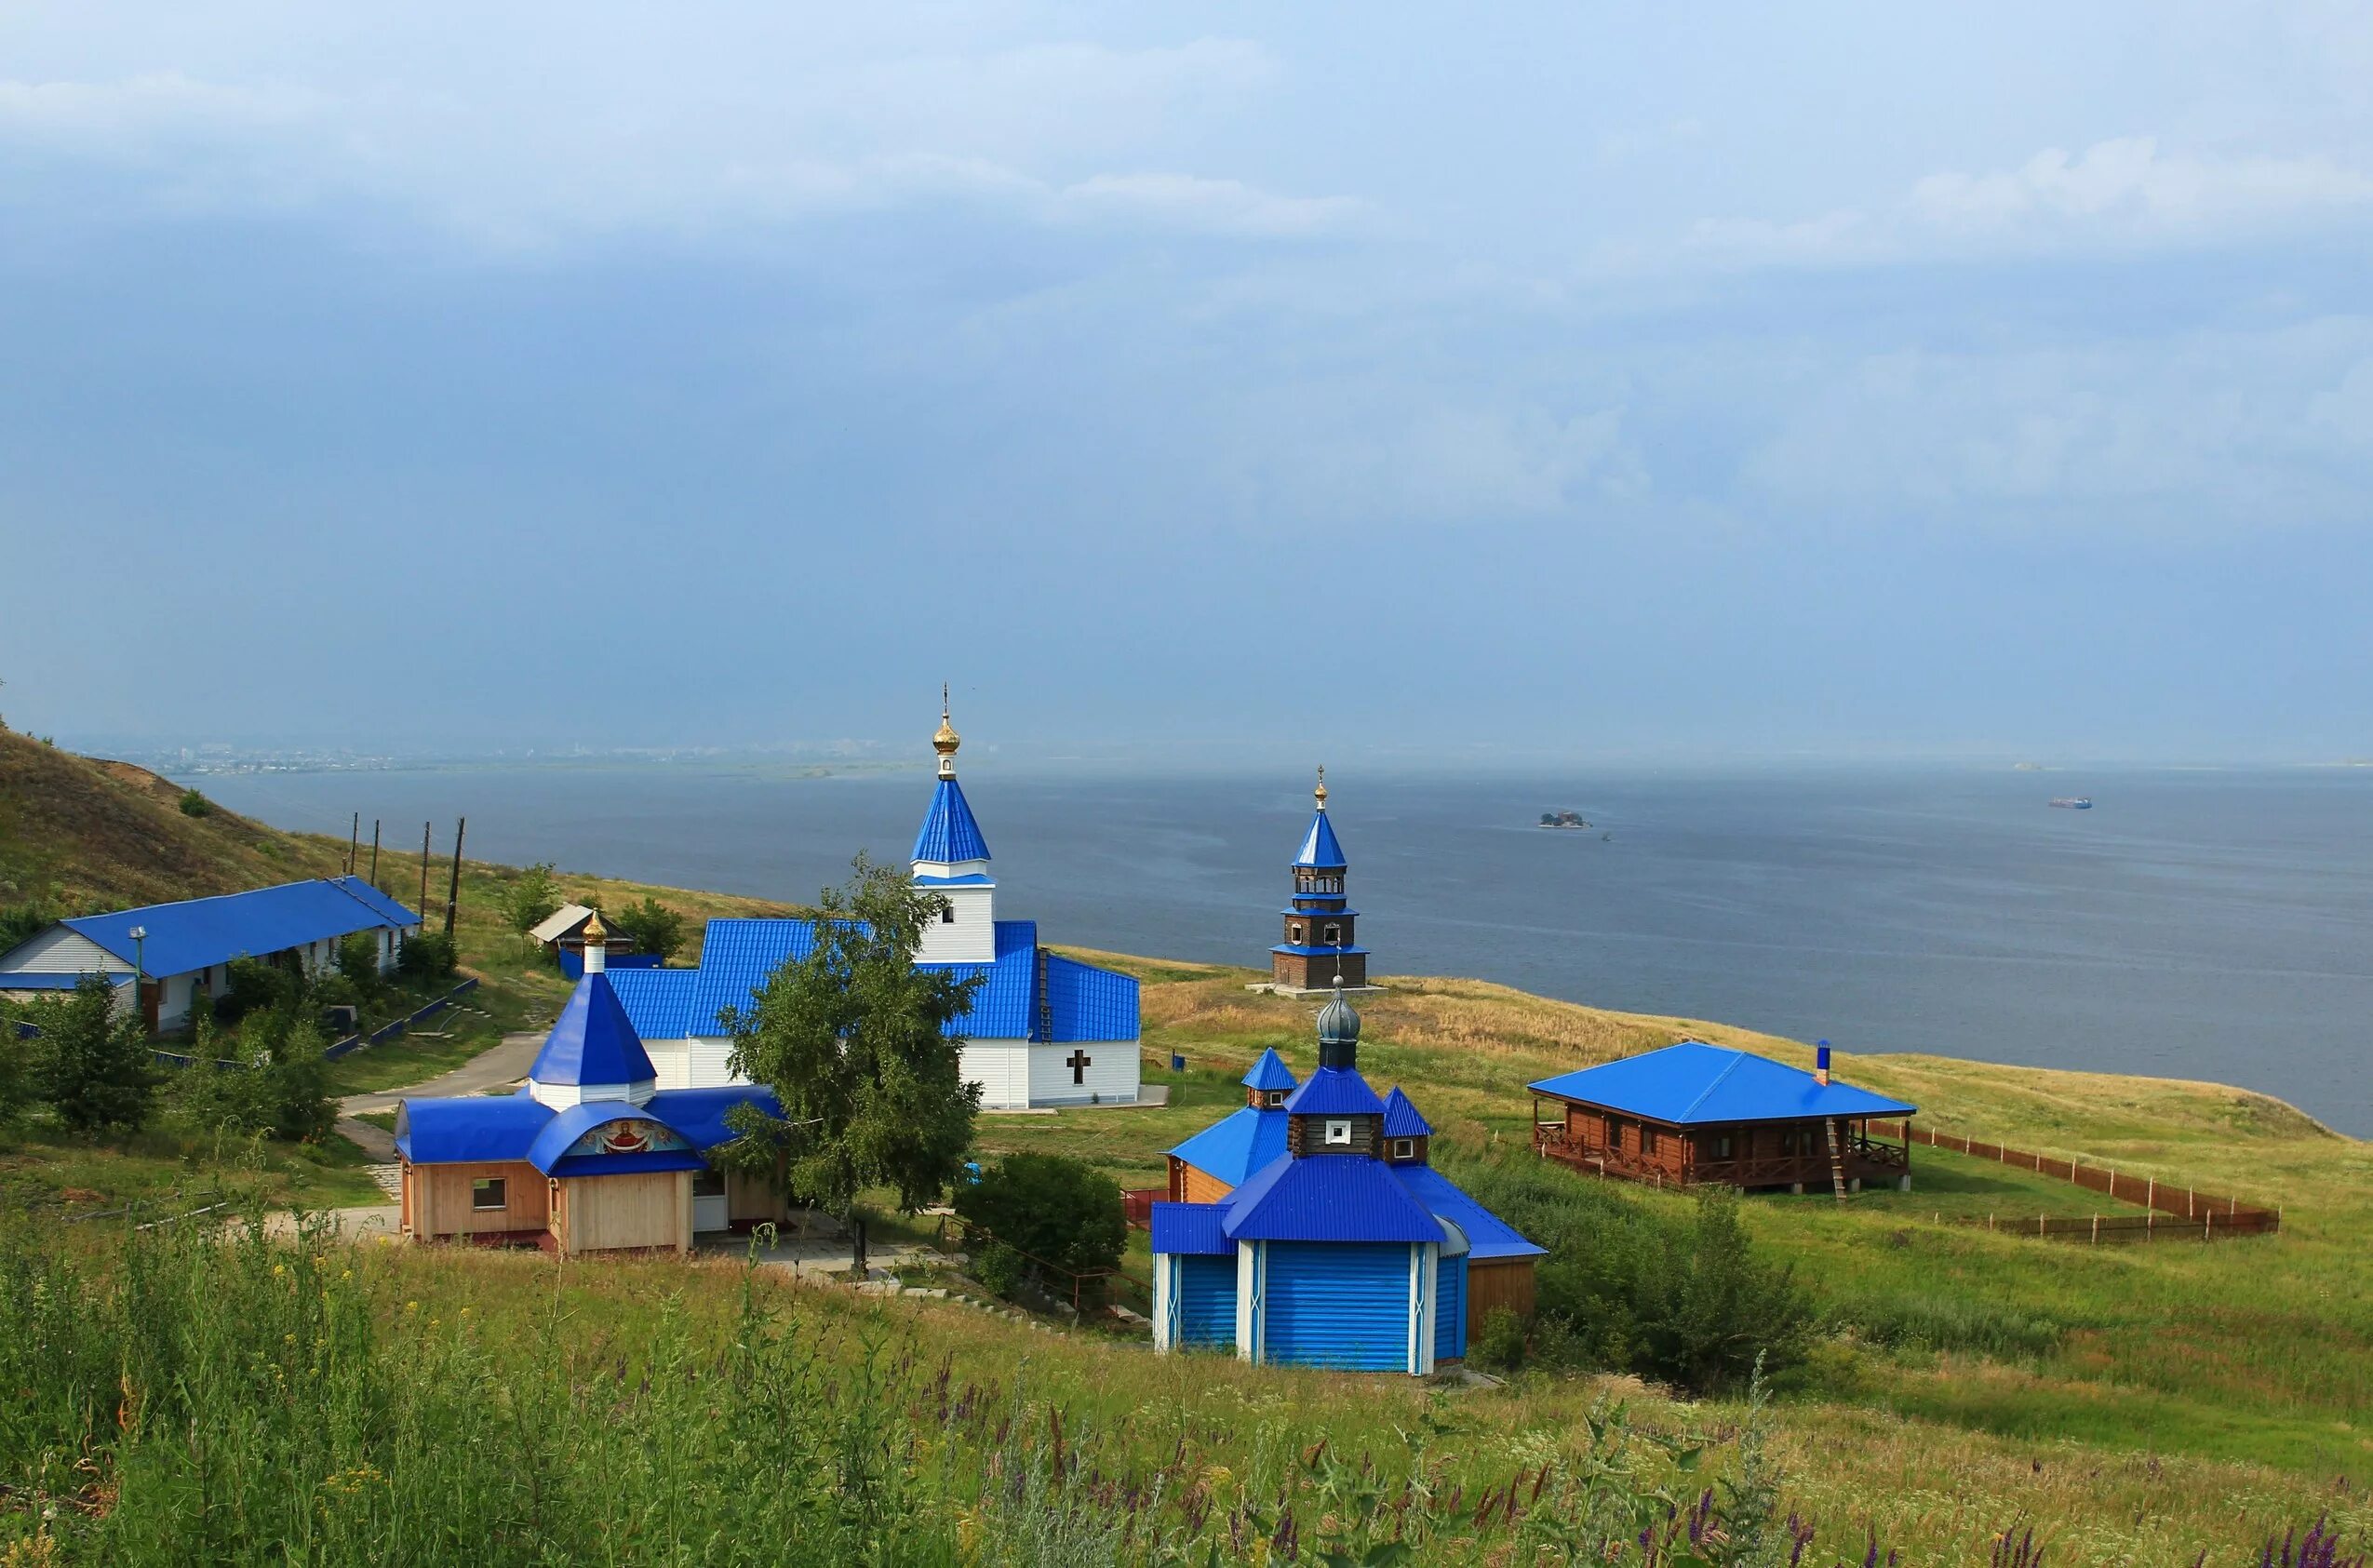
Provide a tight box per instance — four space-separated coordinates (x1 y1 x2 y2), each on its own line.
1066 1049 1092 1084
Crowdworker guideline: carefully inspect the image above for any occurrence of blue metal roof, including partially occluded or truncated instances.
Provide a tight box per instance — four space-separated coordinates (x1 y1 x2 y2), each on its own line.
1282 1065 1386 1117
529 973 658 1088
914 872 995 888
393 1093 552 1164
1240 1048 1297 1092
1167 1106 1292 1188
328 877 425 931
1149 1201 1234 1256
912 777 991 864
526 1101 706 1177
643 1085 784 1151
1293 810 1347 869
681 918 1132 1046
1221 1154 1447 1243
1527 1041 1917 1126
1381 1087 1432 1138
59 878 420 978
1042 953 1140 1042
1388 1163 1546 1261
603 966 699 1042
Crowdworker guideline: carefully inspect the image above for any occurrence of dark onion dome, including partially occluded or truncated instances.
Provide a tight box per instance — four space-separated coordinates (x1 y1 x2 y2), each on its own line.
1316 986 1361 1047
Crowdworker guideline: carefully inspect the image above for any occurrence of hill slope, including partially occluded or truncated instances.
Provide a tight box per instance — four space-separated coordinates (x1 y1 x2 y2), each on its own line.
0 730 344 914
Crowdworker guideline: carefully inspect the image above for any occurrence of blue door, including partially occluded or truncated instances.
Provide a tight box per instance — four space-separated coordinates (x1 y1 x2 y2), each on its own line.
1177 1254 1237 1350
1434 1254 1468 1362
1263 1242 1411 1372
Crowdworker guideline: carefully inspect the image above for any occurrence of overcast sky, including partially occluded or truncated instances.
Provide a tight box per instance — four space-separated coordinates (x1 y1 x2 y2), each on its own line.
3 4 2370 765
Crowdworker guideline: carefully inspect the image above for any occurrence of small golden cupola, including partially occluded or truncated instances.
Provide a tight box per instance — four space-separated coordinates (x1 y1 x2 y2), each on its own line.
579 908 609 974
933 683 961 779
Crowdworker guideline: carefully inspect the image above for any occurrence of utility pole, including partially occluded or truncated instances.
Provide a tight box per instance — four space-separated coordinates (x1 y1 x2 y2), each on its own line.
369 820 382 884
348 812 360 875
443 816 466 937
419 822 433 920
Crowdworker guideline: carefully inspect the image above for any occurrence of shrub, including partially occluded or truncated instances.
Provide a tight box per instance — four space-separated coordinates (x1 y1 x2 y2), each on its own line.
219 956 295 1024
953 1153 1126 1305
500 862 563 937
396 930 458 981
177 787 213 818
32 972 157 1134
1633 1189 1811 1395
333 931 382 993
1473 1305 1527 1373
611 894 687 962
0 900 55 955
973 1240 1026 1300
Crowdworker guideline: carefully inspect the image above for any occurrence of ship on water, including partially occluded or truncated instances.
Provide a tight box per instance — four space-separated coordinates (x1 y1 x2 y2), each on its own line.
2049 797 2094 810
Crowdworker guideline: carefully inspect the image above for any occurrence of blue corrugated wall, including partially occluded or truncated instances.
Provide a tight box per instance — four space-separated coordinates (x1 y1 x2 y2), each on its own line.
1434 1254 1468 1362
1178 1255 1237 1350
1263 1242 1410 1372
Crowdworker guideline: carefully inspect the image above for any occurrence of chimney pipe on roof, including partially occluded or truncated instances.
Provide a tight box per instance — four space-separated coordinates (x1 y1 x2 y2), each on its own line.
1815 1040 1831 1087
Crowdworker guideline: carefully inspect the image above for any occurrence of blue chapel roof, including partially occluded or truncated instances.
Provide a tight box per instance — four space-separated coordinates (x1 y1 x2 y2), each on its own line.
393 1093 553 1165
601 966 699 1041
1220 1153 1448 1244
526 1101 709 1177
1282 1065 1386 1117
1293 810 1347 870
1388 1162 1547 1260
1527 1040 1917 1126
395 1084 782 1169
912 777 992 864
1240 1048 1297 1092
662 918 1136 1047
644 1085 785 1150
1168 1105 1292 1187
529 972 658 1088
1149 1201 1234 1255
1381 1086 1432 1138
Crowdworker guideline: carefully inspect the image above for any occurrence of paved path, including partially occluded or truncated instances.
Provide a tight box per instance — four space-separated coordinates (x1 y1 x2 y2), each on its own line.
333 1031 545 1185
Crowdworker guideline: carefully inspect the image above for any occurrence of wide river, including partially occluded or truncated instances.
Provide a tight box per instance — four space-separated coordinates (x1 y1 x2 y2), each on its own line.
198 763 2373 1137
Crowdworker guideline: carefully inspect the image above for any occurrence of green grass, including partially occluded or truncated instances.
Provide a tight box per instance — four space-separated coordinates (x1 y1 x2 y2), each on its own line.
0 1123 387 1213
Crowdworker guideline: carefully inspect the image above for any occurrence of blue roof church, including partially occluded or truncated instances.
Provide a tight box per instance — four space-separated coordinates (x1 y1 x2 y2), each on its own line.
1150 986 1543 1374
1268 768 1373 996
591 696 1143 1110
393 915 796 1254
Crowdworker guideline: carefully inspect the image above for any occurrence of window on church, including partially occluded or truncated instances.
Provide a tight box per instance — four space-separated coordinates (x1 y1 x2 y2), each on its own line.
692 1168 727 1198
471 1178 506 1212
941 905 956 924
1322 923 1341 945
1391 1137 1415 1160
1266 1090 1287 1107
1289 923 1303 944
1323 1118 1353 1146
1710 1133 1736 1160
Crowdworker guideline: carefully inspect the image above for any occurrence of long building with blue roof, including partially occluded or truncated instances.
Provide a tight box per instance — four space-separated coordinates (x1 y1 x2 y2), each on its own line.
1152 990 1542 1374
594 699 1142 1110
395 915 794 1253
1528 1039 1919 1194
0 876 420 1031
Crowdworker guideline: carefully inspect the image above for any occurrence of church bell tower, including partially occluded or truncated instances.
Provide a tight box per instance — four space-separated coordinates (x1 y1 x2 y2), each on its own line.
1269 767 1370 994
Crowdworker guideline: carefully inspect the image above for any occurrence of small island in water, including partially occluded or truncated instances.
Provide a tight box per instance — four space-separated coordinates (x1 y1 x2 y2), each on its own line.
1538 809 1593 829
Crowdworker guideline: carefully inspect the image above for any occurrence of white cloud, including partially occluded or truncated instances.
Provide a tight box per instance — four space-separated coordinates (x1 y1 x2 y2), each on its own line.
1058 172 1362 237
1692 137 2373 269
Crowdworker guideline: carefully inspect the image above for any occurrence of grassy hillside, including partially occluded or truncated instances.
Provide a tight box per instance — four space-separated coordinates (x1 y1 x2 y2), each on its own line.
0 730 348 912
7 740 2370 1562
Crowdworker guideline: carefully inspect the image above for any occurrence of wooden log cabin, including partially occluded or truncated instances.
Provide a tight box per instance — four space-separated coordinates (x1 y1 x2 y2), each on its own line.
395 921 791 1257
1527 1041 1917 1195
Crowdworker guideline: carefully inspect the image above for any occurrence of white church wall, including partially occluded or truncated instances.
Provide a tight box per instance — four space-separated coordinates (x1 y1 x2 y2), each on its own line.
1026 1039 1141 1106
646 1039 691 1091
960 1039 1031 1110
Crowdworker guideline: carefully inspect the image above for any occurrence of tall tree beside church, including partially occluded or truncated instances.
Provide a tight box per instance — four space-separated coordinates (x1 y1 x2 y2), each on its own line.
720 854 984 1222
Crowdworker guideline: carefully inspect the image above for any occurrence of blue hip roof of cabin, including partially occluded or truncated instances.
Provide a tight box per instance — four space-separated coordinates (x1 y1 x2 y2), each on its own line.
1527 1040 1916 1126
1167 1105 1292 1188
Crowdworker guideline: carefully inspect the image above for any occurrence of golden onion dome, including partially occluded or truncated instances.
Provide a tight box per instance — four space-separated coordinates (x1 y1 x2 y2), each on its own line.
581 910 608 945
1313 764 1328 808
932 684 960 759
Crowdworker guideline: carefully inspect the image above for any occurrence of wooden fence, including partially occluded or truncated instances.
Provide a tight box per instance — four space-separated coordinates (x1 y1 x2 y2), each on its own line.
1121 1187 1165 1229
1870 1120 2281 1242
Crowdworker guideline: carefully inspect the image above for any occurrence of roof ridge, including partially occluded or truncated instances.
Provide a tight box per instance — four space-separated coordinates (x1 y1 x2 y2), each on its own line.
1676 1043 1750 1122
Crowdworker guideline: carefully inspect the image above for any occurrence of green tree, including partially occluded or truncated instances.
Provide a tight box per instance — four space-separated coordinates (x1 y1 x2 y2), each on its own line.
610 895 687 962
0 901 56 955
177 788 213 818
1635 1188 1810 1395
396 930 457 981
501 862 563 937
0 1007 34 1123
952 1153 1126 1305
34 972 157 1134
333 931 382 993
718 855 983 1231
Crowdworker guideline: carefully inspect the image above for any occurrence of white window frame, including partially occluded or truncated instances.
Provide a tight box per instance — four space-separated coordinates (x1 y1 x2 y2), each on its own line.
471 1177 507 1212
1391 1137 1415 1159
1323 1119 1353 1146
